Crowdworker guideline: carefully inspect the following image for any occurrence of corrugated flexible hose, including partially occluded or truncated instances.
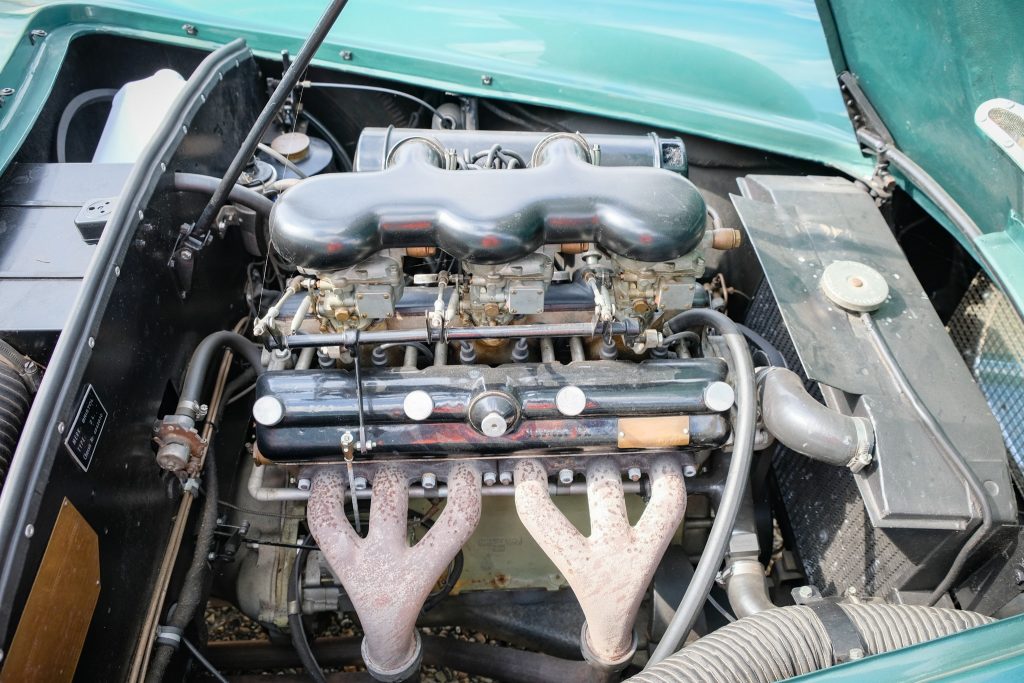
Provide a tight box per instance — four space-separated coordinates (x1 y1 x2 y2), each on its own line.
631 604 992 683
0 362 30 488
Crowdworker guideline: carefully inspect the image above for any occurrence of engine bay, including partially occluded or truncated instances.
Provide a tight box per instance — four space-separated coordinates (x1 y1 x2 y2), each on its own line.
0 26 1021 683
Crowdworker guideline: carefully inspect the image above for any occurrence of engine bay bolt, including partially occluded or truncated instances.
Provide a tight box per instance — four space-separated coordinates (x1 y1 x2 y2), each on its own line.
352 476 368 491
483 471 497 486
499 470 513 485
797 586 814 599
297 478 311 491
558 468 574 485
340 50 353 60
422 472 437 489
555 385 587 417
848 648 864 661
481 74 493 86
252 396 285 427
703 381 736 412
627 467 642 482
683 464 698 478
403 390 434 421
371 345 389 366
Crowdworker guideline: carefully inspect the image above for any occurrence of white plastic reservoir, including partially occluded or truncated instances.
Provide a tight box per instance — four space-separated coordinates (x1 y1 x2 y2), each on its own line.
92 69 186 164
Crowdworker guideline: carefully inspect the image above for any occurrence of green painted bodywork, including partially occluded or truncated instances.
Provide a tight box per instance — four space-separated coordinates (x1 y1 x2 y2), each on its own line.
0 2 1021 679
0 0 867 178
824 0 1024 307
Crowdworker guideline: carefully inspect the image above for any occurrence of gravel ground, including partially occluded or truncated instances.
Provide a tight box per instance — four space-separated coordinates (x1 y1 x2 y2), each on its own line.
205 604 497 682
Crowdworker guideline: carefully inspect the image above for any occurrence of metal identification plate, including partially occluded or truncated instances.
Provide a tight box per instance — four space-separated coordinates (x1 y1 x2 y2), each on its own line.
64 385 107 471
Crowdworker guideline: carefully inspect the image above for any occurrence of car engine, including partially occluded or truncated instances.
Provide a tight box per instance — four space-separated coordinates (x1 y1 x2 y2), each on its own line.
0 16 1020 683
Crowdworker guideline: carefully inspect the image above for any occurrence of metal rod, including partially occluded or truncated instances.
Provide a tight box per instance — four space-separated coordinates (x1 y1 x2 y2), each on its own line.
275 320 640 349
192 0 350 236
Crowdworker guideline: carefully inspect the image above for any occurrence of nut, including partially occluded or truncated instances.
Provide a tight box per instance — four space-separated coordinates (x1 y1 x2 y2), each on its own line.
627 467 642 482
558 468 574 485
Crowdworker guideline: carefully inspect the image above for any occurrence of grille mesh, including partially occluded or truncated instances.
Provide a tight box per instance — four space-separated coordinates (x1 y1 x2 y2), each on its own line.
947 272 1024 482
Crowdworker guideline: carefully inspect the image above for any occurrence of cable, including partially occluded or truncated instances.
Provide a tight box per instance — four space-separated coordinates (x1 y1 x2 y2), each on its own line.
706 594 736 623
302 110 353 171
646 308 757 667
193 0 350 236
217 500 306 520
302 81 448 123
289 534 327 683
56 88 117 163
257 142 308 179
860 312 993 605
181 636 229 683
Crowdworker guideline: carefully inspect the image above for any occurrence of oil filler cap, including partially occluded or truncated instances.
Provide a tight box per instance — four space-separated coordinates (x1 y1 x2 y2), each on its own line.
820 261 889 313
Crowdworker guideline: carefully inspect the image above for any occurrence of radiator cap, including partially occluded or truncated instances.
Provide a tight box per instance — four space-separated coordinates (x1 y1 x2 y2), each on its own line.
821 260 889 312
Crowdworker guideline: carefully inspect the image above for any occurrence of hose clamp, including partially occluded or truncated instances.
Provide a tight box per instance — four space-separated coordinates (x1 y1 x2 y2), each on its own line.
846 417 874 473
805 600 868 664
155 625 183 651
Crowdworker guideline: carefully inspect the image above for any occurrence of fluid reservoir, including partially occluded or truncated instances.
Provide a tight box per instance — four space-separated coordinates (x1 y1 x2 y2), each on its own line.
92 69 186 164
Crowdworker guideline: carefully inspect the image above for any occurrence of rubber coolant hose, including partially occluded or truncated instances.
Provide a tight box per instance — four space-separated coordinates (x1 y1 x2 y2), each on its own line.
647 308 757 666
630 603 992 683
176 332 264 421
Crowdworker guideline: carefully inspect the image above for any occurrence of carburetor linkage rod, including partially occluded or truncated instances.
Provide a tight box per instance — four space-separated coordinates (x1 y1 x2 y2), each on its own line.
270 319 642 350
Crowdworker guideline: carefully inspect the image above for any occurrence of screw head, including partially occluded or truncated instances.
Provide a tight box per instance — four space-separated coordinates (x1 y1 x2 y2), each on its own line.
341 431 354 446
24 524 34 538
798 585 814 599
558 468 574 485
683 464 698 477
848 648 864 660
481 75 493 86
182 23 198 35
498 470 513 485
340 50 353 60
483 471 497 486
421 472 437 489
180 249 193 262
296 477 311 491
627 467 642 482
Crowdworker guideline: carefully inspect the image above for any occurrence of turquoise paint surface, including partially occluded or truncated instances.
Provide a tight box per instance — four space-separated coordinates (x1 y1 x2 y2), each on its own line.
0 0 867 177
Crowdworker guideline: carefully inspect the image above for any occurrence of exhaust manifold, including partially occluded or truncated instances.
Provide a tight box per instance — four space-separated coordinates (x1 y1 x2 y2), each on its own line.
307 463 482 681
515 457 686 670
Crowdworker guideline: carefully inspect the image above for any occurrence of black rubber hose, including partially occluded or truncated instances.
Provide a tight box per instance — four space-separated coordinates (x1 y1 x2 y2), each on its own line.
56 88 117 163
193 0 350 235
302 110 353 171
647 308 757 666
145 450 220 683
177 332 264 420
0 363 30 489
630 604 991 683
289 534 327 683
173 172 275 217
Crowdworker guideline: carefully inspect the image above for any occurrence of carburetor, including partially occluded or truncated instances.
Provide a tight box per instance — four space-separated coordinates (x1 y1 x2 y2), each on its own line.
268 129 734 333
